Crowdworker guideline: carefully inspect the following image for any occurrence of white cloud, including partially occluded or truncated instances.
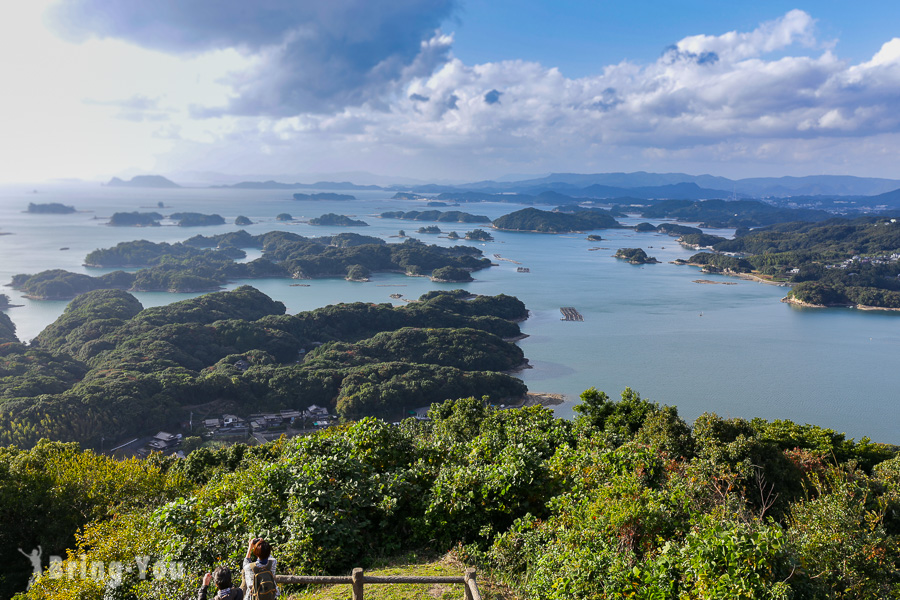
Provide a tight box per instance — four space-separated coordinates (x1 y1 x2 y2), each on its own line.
8 6 900 182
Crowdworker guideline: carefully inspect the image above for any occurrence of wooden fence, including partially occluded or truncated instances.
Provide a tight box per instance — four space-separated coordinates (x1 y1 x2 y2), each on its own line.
275 567 481 600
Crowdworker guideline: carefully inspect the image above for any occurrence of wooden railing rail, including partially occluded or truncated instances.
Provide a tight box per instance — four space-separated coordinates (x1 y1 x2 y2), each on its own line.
276 567 481 600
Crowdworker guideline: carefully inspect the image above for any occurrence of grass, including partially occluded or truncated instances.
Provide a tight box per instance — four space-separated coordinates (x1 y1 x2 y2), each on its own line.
281 553 518 600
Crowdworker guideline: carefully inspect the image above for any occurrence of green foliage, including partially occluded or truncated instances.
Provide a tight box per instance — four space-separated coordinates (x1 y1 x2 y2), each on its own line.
8 391 900 600
234 215 253 226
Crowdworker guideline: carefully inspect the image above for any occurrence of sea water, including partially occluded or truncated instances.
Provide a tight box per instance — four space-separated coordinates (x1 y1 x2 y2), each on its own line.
0 183 897 442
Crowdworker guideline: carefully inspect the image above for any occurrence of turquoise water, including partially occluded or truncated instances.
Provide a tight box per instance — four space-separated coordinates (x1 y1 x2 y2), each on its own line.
1 183 898 442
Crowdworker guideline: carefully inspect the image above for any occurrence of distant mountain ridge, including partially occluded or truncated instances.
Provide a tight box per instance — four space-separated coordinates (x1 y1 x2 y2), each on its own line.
453 172 900 197
106 175 180 188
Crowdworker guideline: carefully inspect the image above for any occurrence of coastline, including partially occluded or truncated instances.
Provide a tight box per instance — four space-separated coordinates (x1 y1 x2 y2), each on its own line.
516 392 567 408
782 296 900 312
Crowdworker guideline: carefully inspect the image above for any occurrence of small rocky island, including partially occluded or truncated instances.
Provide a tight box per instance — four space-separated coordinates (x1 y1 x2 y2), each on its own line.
27 202 75 214
614 248 659 264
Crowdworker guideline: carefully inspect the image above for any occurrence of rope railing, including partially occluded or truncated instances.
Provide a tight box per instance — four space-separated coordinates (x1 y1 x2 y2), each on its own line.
275 566 481 600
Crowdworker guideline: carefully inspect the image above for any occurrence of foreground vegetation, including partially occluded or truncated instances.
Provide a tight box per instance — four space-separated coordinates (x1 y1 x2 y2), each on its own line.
0 286 526 449
7 388 899 600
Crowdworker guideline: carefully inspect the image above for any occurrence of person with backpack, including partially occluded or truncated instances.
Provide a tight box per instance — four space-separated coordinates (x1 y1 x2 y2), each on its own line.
198 566 244 600
242 536 278 600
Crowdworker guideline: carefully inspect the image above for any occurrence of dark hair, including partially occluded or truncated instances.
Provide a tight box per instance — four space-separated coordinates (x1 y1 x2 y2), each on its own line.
212 566 233 590
251 538 271 562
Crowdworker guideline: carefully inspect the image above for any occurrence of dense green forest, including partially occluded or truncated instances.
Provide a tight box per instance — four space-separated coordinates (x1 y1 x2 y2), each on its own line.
380 210 492 223
492 208 621 233
0 286 527 450
686 217 900 308
11 233 492 299
637 199 833 228
7 389 899 600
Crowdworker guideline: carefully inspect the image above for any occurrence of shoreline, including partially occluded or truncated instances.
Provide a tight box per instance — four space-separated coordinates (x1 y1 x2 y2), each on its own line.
782 296 900 312
515 392 567 408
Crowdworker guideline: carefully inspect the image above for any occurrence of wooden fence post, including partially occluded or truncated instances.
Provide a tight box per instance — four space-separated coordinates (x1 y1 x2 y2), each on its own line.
352 568 364 600
463 568 475 600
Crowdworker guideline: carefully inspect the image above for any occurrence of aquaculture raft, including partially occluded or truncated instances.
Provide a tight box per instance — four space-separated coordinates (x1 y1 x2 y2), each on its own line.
560 307 584 321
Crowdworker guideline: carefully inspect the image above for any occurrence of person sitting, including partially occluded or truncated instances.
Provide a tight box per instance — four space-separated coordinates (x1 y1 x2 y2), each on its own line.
198 566 243 600
242 537 278 600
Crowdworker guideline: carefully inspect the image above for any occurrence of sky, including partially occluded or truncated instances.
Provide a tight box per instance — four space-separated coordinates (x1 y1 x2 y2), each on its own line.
3 1 900 184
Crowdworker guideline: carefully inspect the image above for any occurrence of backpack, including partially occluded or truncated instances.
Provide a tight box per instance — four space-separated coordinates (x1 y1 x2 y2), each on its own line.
251 564 277 600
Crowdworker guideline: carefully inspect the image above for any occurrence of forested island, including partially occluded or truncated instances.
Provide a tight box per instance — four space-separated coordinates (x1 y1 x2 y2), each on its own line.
10 232 492 299
675 216 900 308
308 213 368 226
0 286 527 451
465 228 494 241
108 211 164 226
26 202 76 214
492 207 621 233
169 212 226 227
614 247 659 264
6 386 898 600
380 209 491 223
292 192 356 201
234 215 253 225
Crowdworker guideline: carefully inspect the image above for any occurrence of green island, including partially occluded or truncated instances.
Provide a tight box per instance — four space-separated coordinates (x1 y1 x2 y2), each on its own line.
5 384 899 600
614 247 659 264
492 207 621 233
108 211 164 226
676 216 900 309
26 202 76 214
431 265 474 282
308 213 369 226
234 215 253 226
0 286 526 450
292 192 356 201
380 209 491 223
417 225 441 234
465 228 494 241
10 233 492 299
276 213 293 221
169 212 226 227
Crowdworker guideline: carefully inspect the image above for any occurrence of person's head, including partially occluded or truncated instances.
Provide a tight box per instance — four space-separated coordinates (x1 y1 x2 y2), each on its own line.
212 566 233 590
251 538 271 563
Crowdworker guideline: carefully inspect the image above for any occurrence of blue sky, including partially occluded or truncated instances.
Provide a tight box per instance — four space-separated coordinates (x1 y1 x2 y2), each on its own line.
450 1 900 75
2 1 900 184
